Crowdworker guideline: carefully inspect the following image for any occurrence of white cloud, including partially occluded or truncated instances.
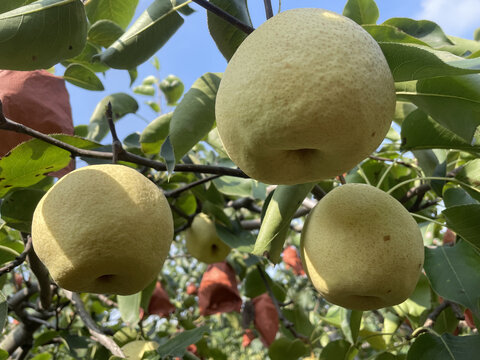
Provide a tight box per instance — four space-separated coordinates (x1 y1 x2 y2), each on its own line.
416 0 480 38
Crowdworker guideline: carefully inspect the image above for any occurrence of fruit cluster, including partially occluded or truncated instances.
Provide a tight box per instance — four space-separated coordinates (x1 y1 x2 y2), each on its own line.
25 9 423 312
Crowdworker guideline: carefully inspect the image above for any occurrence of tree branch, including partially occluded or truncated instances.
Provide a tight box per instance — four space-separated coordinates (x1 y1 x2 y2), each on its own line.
423 300 465 328
369 155 413 168
190 0 254 34
0 114 248 178
64 291 125 358
165 174 221 198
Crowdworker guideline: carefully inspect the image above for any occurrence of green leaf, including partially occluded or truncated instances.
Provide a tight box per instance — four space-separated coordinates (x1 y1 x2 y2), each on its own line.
433 306 459 334
61 42 110 74
0 349 8 360
382 18 453 48
407 333 480 359
63 63 104 91
252 183 315 263
439 35 480 57
443 204 480 250
455 159 480 202
268 337 309 360
393 273 431 324
281 305 314 338
243 267 286 302
133 84 156 96
213 176 266 198
1 189 45 233
139 279 157 313
443 187 478 208
400 109 480 152
320 339 353 360
215 222 256 253
159 74 184 106
160 136 175 175
87 93 139 142
117 292 141 325
87 19 124 47
378 43 480 82
0 0 34 14
358 327 387 351
320 305 344 328
207 0 252 61
169 72 222 162
95 0 184 69
364 25 429 46
74 124 89 138
0 135 99 198
156 326 209 357
343 0 379 25
0 245 20 265
140 112 172 155
0 0 87 70
396 75 480 142
424 240 480 318
0 291 7 333
342 310 363 344
383 312 402 345
34 330 62 347
85 0 139 30
31 354 52 360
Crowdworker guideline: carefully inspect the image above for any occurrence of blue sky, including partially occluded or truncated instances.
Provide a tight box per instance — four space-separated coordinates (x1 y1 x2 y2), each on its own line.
65 0 480 142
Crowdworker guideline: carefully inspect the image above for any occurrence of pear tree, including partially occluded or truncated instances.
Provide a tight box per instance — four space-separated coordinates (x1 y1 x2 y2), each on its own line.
0 0 479 359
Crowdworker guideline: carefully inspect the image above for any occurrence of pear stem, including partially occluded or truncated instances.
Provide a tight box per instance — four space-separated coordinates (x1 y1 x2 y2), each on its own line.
190 0 254 34
105 102 123 164
263 0 274 19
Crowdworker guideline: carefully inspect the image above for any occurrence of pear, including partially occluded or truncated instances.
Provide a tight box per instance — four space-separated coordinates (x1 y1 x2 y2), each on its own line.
32 164 174 295
215 9 395 184
300 184 424 310
185 213 231 263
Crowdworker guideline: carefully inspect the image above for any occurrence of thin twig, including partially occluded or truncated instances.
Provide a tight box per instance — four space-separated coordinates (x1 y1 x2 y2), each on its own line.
256 265 309 342
64 291 125 358
106 102 123 164
165 174 221 198
369 155 413 168
227 197 262 213
263 0 274 19
311 185 326 200
401 184 431 204
0 236 32 276
190 0 254 34
0 115 248 178
96 294 118 308
423 300 464 328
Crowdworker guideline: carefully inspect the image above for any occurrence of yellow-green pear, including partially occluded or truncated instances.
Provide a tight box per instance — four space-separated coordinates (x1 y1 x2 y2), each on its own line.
185 213 231 263
121 340 159 359
32 164 174 295
215 8 395 185
300 184 424 310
